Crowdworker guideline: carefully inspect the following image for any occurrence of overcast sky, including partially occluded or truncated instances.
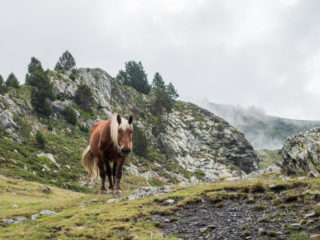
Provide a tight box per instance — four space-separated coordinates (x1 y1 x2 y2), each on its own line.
1 0 320 120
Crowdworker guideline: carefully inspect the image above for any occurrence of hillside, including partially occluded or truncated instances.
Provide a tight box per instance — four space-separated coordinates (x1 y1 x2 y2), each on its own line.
0 68 259 192
198 100 320 150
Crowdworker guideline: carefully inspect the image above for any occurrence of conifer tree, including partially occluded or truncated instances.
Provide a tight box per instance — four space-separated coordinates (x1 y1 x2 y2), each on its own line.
5 73 19 88
55 51 76 71
0 75 7 94
26 57 54 116
116 61 150 94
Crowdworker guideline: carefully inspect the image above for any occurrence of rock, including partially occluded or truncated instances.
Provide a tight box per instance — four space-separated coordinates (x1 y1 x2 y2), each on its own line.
281 128 320 176
249 165 281 176
268 184 276 189
0 110 18 130
37 153 60 168
40 209 56 215
107 198 117 203
2 218 15 225
128 187 162 200
15 216 27 223
163 185 172 193
158 103 259 179
304 211 316 218
79 201 93 206
51 100 73 115
39 185 51 193
0 102 5 112
166 199 175 204
199 227 209 233
31 214 39 220
291 223 301 227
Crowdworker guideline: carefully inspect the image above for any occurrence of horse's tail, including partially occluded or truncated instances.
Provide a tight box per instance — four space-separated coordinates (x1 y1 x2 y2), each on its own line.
81 145 99 179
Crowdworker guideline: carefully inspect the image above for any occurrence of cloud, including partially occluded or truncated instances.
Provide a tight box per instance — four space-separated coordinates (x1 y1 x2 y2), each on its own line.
0 0 320 120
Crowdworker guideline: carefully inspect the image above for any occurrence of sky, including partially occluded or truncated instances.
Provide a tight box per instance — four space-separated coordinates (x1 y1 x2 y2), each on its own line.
1 0 320 120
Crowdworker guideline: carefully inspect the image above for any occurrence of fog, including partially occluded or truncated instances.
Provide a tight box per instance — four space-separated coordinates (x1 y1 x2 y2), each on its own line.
1 0 320 120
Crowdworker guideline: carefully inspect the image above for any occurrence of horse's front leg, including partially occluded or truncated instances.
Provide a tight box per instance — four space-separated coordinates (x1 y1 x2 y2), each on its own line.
114 158 125 196
105 160 114 193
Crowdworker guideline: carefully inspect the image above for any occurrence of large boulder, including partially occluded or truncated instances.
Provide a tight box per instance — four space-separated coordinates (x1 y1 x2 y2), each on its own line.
0 110 18 130
281 127 320 177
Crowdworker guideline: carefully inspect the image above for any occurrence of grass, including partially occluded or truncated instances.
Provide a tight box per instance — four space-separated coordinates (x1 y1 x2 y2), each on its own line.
0 175 320 239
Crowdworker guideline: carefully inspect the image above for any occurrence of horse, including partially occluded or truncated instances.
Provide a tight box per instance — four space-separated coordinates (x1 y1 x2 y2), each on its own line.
81 114 133 195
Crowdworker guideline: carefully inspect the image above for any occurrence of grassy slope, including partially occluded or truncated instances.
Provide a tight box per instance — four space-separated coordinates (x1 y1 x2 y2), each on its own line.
1 175 320 239
256 149 283 169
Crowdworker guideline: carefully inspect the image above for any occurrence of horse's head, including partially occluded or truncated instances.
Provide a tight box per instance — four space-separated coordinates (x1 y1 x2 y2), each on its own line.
116 114 133 156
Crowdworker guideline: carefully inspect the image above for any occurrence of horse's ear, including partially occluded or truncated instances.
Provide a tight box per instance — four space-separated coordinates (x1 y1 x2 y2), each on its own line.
128 115 133 125
117 114 121 125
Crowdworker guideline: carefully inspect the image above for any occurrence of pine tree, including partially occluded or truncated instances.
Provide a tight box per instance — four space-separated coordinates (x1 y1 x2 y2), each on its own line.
54 62 63 71
117 61 150 94
55 51 76 71
0 75 7 94
152 72 165 90
26 57 54 116
151 74 179 116
132 125 149 157
74 84 94 111
166 82 179 100
5 73 19 88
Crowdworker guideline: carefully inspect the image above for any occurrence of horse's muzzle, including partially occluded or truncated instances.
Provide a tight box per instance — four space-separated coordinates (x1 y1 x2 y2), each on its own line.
121 148 131 155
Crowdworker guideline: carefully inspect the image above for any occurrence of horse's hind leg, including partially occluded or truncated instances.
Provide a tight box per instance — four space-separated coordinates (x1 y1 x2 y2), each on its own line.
106 160 114 193
98 155 107 194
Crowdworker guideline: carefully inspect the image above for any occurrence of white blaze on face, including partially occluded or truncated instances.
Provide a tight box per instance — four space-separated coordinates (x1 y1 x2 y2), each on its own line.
110 114 132 149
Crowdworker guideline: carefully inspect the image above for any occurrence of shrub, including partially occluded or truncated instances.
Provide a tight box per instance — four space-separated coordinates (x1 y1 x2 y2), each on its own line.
251 182 266 193
35 131 46 148
63 106 77 125
74 84 94 111
193 169 206 179
132 125 148 157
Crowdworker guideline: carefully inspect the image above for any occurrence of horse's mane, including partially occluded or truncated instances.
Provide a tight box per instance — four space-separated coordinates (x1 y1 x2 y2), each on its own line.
110 114 132 149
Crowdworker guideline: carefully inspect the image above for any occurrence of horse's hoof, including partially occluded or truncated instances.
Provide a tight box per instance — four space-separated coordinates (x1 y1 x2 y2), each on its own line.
107 188 114 194
100 189 107 194
113 189 122 196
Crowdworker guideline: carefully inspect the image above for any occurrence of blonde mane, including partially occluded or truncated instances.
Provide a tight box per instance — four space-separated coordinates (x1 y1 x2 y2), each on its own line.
110 114 132 149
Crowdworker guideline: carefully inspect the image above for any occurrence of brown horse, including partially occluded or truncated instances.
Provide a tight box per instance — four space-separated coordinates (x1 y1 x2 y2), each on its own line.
82 114 133 194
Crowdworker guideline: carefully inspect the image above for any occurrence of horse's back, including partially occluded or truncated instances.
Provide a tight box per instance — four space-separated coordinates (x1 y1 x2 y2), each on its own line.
89 120 106 157
89 119 112 157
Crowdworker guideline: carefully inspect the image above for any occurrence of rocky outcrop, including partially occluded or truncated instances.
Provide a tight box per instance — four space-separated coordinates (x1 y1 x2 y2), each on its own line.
51 68 112 109
281 127 320 177
0 110 18 130
157 103 258 180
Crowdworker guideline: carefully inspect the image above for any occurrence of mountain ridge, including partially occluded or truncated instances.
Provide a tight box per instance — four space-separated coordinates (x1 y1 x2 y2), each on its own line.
196 99 320 149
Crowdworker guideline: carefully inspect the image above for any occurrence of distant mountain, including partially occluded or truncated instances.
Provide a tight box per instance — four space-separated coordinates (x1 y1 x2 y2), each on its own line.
197 100 320 150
